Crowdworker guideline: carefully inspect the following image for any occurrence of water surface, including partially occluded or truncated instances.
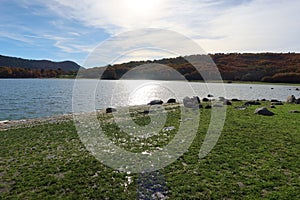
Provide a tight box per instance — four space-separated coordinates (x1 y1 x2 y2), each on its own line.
0 79 299 120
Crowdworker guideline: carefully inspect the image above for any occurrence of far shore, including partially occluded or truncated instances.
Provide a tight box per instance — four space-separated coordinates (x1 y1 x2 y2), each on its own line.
1 77 300 86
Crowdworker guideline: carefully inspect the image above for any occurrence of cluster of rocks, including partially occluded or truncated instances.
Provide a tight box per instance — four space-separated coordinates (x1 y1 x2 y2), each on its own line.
104 95 300 116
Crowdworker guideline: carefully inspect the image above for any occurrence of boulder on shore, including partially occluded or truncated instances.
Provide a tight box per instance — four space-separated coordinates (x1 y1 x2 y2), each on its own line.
271 99 280 102
223 100 232 105
202 97 209 102
106 107 117 113
183 96 201 108
254 107 274 116
286 95 296 103
148 100 163 105
167 98 176 103
244 101 261 106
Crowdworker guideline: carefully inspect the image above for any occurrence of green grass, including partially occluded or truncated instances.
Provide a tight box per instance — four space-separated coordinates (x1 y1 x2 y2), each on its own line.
1 102 299 199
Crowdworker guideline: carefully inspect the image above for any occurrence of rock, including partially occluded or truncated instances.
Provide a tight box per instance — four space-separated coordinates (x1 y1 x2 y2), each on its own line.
289 110 300 113
271 102 283 105
202 97 209 102
271 88 274 90
296 88 299 91
235 106 246 110
183 96 201 108
270 99 280 102
237 182 245 188
219 97 226 101
148 100 163 105
205 105 212 109
223 100 232 105
286 95 296 103
270 105 276 108
261 99 266 101
0 120 9 124
296 98 300 104
138 110 150 114
162 126 175 132
106 107 117 113
231 98 241 102
167 98 176 103
244 101 261 106
151 192 167 200
207 94 214 97
254 107 274 116
195 96 201 104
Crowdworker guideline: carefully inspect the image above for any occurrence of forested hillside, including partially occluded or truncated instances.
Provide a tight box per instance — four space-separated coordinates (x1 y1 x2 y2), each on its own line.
0 55 81 78
1 53 300 83
79 53 300 83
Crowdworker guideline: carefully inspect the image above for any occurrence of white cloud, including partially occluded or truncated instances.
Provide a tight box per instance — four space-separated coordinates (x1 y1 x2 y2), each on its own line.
14 0 300 61
200 0 300 52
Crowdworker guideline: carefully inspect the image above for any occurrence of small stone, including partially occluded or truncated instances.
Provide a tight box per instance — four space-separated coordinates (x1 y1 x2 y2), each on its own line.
237 182 245 188
289 110 300 113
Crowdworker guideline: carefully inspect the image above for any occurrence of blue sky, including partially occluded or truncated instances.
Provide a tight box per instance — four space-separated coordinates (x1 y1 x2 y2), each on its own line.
0 0 299 67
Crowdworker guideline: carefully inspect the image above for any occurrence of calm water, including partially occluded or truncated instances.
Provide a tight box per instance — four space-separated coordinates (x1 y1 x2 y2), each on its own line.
0 79 299 120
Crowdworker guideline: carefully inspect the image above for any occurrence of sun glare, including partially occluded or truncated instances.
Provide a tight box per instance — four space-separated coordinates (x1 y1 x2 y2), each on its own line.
122 0 160 17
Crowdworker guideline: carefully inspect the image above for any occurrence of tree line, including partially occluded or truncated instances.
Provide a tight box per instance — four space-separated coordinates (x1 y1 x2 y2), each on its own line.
78 53 300 83
1 53 300 83
0 66 77 78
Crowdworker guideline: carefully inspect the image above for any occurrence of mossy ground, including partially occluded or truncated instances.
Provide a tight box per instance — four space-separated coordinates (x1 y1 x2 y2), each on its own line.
1 102 299 199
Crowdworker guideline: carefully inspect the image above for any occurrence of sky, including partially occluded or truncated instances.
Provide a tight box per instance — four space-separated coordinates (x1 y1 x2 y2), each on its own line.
0 0 299 67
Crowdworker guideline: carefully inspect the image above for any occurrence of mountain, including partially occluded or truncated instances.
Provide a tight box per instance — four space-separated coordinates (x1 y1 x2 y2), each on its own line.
78 53 300 83
0 54 82 71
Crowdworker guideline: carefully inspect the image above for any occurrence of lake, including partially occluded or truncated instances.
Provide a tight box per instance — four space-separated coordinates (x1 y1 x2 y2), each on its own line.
0 79 299 120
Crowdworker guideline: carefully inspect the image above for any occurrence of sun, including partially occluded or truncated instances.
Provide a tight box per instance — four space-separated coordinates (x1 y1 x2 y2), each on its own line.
122 0 160 17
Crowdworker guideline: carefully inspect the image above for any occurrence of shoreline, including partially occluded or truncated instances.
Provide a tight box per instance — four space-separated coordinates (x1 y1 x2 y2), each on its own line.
0 113 74 131
1 78 300 86
0 103 179 131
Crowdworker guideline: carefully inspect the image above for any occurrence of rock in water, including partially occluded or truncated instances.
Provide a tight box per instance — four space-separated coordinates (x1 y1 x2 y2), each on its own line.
254 107 274 116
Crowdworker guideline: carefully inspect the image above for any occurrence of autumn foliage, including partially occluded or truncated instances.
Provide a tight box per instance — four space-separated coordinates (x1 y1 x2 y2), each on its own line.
0 66 75 78
79 53 300 83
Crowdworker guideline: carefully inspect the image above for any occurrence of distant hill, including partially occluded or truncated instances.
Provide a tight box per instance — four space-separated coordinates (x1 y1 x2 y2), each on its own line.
0 55 81 71
78 53 300 83
0 54 82 78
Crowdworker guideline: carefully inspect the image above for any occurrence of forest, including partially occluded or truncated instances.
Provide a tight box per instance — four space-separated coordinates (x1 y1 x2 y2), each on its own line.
0 55 80 78
79 53 300 83
0 66 77 78
1 53 300 83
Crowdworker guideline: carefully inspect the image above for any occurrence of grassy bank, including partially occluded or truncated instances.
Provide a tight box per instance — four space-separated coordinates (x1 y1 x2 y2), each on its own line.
1 102 299 199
